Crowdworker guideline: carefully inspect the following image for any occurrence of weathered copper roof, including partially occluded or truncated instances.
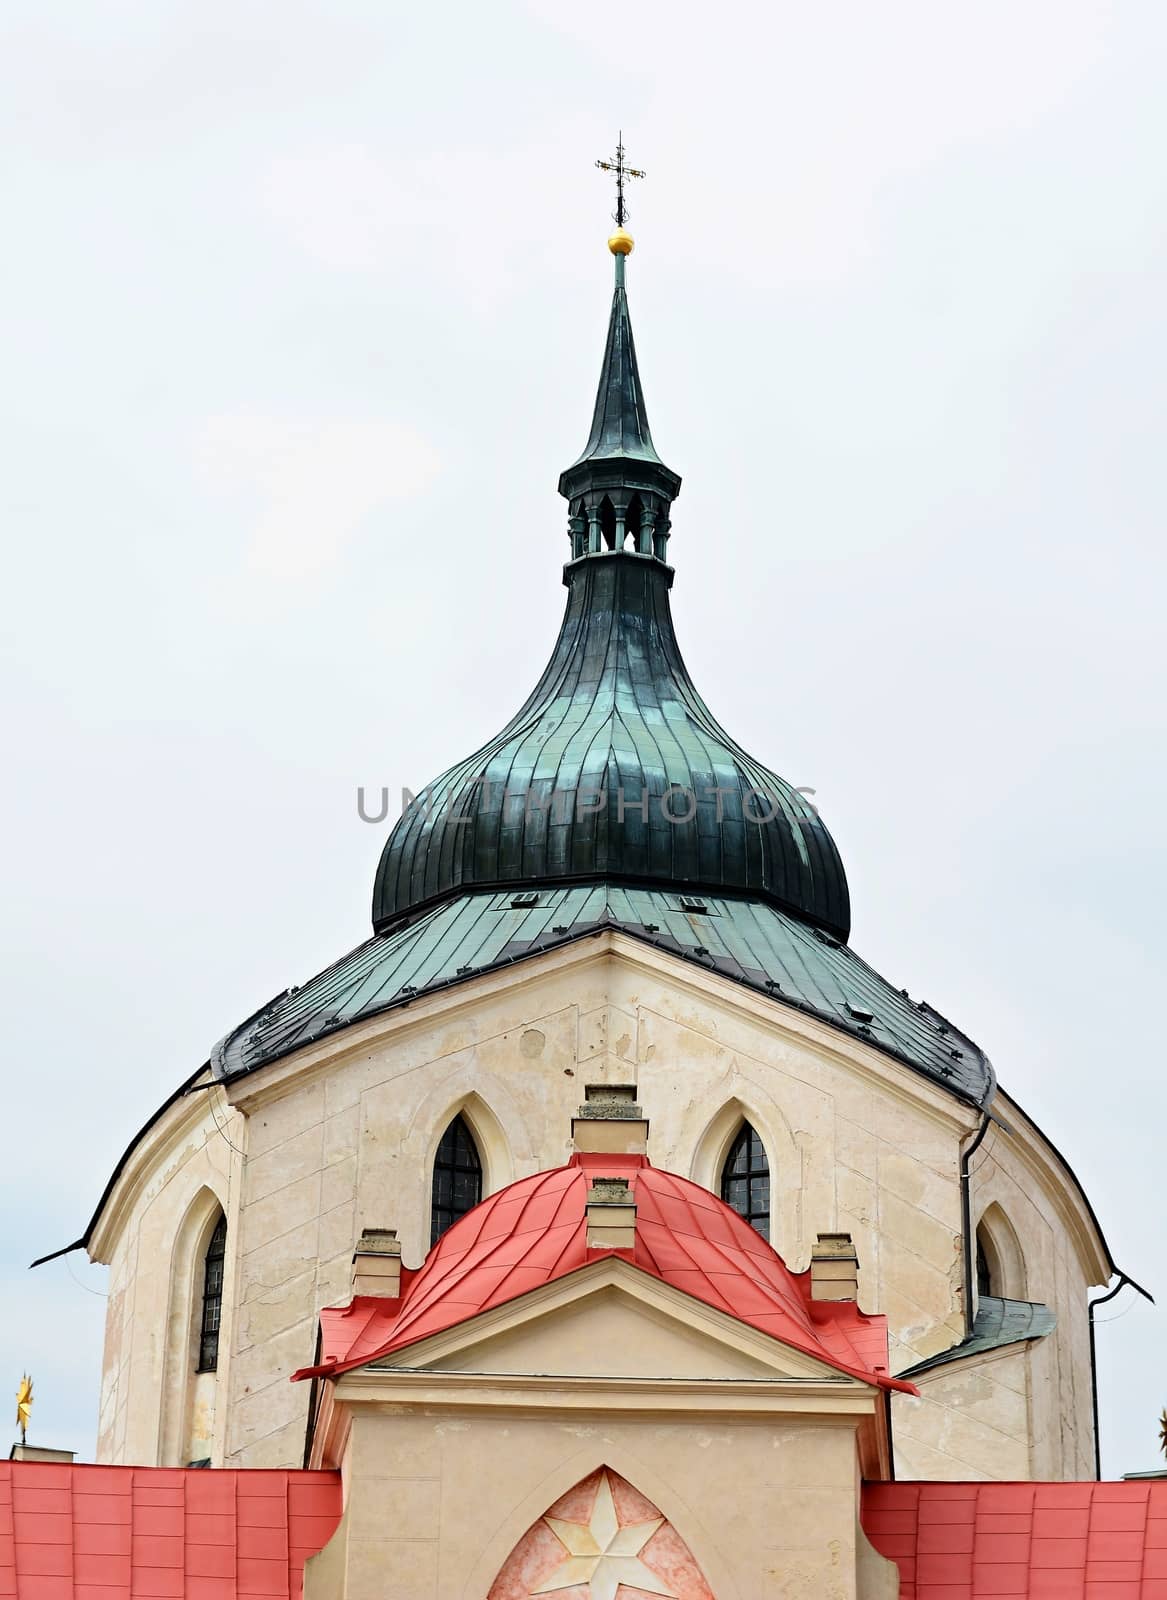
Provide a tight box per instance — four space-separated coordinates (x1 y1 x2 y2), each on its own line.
898 1295 1056 1379
373 245 846 935
373 553 851 936
557 256 681 502
215 883 993 1107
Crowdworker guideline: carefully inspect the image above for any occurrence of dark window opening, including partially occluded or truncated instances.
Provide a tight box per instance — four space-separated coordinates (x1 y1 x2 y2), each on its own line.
431 1114 483 1246
197 1214 227 1373
599 496 617 550
627 492 644 551
721 1121 770 1241
570 500 587 559
976 1232 993 1297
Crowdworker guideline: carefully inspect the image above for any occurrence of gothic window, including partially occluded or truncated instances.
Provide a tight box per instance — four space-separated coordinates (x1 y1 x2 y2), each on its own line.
431 1114 482 1246
197 1214 227 1373
721 1121 770 1240
976 1232 993 1297
975 1206 1026 1300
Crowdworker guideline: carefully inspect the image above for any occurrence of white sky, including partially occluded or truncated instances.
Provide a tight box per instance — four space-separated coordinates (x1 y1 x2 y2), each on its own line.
1 0 1164 1477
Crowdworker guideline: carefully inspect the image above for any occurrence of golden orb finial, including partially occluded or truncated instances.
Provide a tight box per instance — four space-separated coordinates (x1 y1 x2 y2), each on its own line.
608 227 634 256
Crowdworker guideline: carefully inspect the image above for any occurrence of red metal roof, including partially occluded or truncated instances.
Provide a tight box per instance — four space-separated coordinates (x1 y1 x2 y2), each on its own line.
294 1153 914 1393
0 1462 341 1599
862 1479 1167 1598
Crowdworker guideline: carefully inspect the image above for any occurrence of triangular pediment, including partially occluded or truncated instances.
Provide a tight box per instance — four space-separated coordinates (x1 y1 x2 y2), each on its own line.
370 1255 862 1385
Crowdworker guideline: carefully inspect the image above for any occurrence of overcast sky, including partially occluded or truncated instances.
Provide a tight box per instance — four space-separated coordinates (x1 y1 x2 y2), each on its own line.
2 0 1164 1477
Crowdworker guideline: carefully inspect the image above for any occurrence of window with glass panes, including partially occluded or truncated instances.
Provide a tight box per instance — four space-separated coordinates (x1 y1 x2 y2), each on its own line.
431 1115 483 1246
720 1122 770 1240
197 1214 227 1372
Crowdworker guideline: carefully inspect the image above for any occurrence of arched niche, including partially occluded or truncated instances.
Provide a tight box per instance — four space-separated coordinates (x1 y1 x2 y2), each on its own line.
423 1088 514 1203
690 1094 799 1258
464 1439 739 1600
376 1082 520 1265
975 1201 1027 1301
158 1185 228 1467
486 1466 717 1599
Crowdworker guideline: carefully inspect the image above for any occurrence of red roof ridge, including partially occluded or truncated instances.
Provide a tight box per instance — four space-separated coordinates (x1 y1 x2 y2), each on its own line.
291 1153 916 1396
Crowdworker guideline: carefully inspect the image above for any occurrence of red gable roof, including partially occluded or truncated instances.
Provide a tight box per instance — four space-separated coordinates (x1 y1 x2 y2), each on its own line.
0 1462 341 1599
293 1152 914 1393
862 1479 1167 1598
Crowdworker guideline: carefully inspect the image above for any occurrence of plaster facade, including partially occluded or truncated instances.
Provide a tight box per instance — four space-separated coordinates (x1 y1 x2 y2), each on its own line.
301 1263 900 1600
968 1101 1100 1480
893 1345 1034 1481
93 1088 241 1468
87 931 1109 1483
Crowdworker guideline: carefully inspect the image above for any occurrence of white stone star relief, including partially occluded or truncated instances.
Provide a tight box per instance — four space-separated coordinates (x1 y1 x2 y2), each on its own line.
532 1472 677 1600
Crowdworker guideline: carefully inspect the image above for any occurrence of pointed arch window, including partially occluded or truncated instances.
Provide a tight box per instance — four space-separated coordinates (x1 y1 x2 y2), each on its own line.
721 1121 770 1240
196 1214 227 1373
431 1114 482 1246
976 1232 993 1297
975 1205 1026 1301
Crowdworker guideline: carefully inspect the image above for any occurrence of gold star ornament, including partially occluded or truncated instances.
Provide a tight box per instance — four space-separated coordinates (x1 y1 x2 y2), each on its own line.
15 1375 32 1442
533 1471 676 1600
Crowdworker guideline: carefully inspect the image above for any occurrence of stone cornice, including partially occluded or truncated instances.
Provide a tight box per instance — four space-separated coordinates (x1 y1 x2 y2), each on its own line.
303 1255 891 1476
306 1364 877 1470
337 1369 877 1416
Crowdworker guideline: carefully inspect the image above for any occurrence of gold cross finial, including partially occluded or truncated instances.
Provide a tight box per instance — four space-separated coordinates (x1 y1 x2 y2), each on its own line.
595 132 645 229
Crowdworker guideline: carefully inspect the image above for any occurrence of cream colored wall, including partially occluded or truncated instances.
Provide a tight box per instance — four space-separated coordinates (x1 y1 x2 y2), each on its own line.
303 1242 901 1594
92 1085 242 1465
301 1264 901 1594
309 1405 887 1600
218 936 976 1467
968 1102 1099 1479
90 932 1108 1481
893 1344 1033 1480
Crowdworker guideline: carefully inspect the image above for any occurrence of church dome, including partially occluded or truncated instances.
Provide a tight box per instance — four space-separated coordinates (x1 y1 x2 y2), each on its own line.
374 554 849 937
373 247 850 940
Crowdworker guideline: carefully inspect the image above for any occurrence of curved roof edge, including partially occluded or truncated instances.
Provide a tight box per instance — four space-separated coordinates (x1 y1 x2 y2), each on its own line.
214 884 993 1108
37 902 1141 1310
988 1087 1153 1298
292 1152 916 1395
898 1295 1057 1380
29 1061 209 1270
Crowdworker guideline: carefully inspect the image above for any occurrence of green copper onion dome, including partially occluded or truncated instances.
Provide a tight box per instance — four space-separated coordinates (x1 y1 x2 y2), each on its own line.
372 245 850 940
